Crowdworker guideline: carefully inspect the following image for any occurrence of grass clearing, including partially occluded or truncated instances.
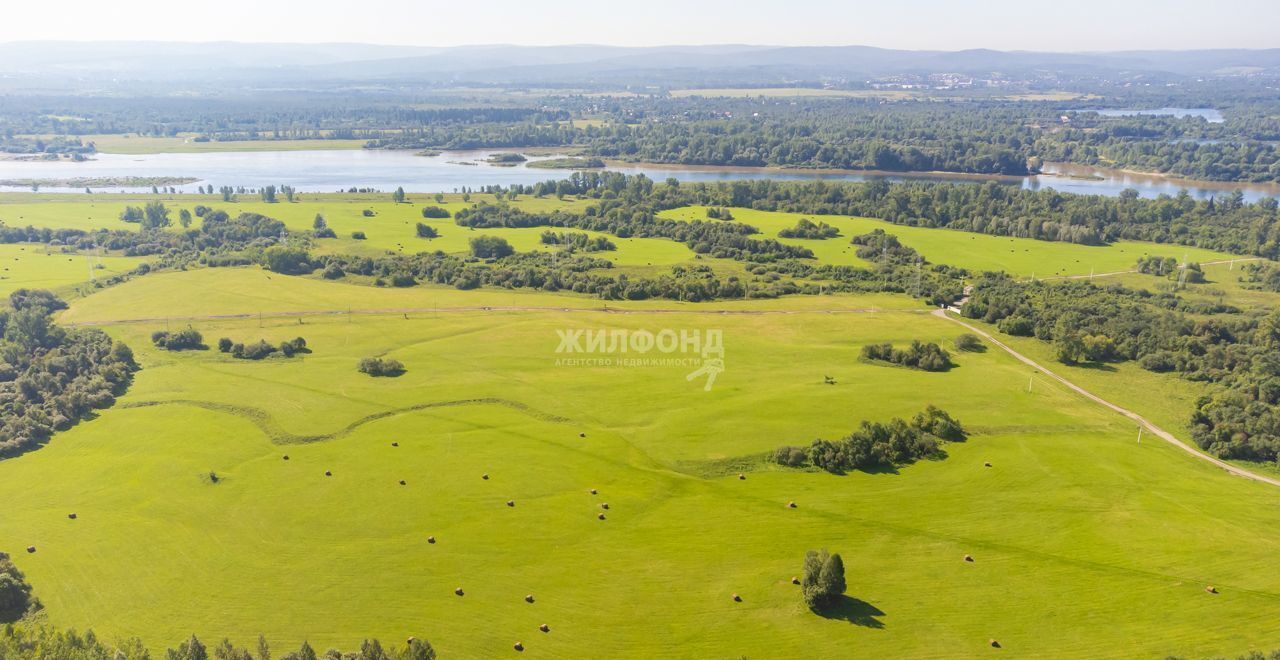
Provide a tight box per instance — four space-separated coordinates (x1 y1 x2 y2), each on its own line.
659 206 1240 277
0 243 146 296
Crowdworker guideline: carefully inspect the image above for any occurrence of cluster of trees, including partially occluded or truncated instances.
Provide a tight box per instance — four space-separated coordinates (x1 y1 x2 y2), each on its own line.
963 273 1280 462
0 290 136 458
469 235 515 258
861 341 954 372
539 230 616 252
358 357 405 377
0 626 437 660
152 328 204 351
776 406 965 473
778 218 839 239
119 202 173 230
312 215 336 239
0 552 35 623
1238 262 1280 292
801 549 846 611
420 206 450 219
218 337 308 360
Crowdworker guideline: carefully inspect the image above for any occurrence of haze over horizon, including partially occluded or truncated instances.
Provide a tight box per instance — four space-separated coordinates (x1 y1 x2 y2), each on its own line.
3 0 1277 51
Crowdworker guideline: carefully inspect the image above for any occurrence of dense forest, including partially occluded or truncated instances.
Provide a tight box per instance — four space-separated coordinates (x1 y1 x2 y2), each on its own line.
6 92 1280 182
0 290 137 459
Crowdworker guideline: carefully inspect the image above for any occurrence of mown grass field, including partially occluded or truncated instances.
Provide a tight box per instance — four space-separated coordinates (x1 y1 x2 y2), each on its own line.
659 206 1239 277
2 196 1279 658
0 243 146 296
2 266 1280 658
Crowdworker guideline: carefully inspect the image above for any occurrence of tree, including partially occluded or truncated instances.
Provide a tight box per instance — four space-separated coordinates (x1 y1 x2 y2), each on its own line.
179 208 193 228
415 222 439 238
0 553 34 623
167 634 209 660
393 187 406 203
142 201 171 230
420 206 450 219
802 549 846 610
263 246 313 275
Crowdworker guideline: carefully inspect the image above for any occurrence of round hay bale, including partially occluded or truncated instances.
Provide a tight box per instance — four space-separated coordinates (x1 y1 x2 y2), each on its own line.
791 576 800 585
1206 585 1218 594
391 442 399 447
732 593 742 602
406 637 415 644
483 473 490 480
597 513 606 520
989 639 1001 648
324 470 332 477
787 501 797 509
26 546 36 553
964 554 974 562
578 432 586 438
507 500 515 507
427 536 436 544
539 624 550 633
399 480 407 486
600 503 610 510
514 642 524 652
525 594 535 603
455 587 464 596
738 473 746 480
68 513 77 520
589 488 598 495
282 455 290 460
984 462 992 468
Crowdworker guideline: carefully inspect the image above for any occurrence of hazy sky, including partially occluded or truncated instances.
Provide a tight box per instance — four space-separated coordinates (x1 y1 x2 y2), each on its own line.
3 0 1277 51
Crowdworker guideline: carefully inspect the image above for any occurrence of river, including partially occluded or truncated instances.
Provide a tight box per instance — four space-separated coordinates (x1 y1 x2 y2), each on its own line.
1 148 1276 202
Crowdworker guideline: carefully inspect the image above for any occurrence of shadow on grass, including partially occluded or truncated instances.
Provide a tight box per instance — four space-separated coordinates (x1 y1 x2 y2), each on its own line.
1074 361 1118 373
815 595 885 628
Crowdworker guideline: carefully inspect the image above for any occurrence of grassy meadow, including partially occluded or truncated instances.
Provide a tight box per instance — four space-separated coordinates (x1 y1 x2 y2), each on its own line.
1 195 1279 658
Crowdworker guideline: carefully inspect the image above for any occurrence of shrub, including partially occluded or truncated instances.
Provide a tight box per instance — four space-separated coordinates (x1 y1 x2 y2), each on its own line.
152 328 204 351
358 357 406 377
416 222 439 238
217 337 233 352
351 231 367 240
861 340 952 372
361 209 376 217
420 206 450 218
772 446 809 467
953 333 984 352
263 246 313 275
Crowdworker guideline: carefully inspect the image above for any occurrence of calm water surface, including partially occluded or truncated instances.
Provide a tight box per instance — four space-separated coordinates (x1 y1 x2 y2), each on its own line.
1 148 1275 202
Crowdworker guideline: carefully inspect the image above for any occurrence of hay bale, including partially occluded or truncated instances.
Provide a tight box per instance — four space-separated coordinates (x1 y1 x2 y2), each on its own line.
578 432 586 438
399 480 407 486
598 513 606 520
26 546 35 553
732 593 742 602
325 470 332 477
513 642 524 652
787 501 797 508
1206 585 1218 594
483 473 490 480
427 536 436 544
600 503 609 510
589 488 598 495
455 587 464 596
507 500 515 507
964 554 974 562
791 577 800 585
68 513 77 520
539 624 550 633
738 473 746 480
989 639 1001 648
282 455 290 460
392 442 399 447
984 462 992 468
525 594 535 603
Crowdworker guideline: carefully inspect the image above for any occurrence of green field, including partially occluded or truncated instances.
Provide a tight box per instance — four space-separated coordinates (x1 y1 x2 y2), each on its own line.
0 243 146 296
3 196 1280 658
659 206 1239 277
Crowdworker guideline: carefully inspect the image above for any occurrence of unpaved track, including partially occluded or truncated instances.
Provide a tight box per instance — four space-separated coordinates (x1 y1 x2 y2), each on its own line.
933 308 1280 489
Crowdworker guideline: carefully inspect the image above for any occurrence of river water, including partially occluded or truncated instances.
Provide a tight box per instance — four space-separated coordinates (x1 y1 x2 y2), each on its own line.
1 148 1276 202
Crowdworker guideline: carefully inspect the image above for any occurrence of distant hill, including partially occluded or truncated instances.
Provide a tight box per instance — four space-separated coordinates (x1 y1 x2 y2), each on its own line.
1 41 1278 89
